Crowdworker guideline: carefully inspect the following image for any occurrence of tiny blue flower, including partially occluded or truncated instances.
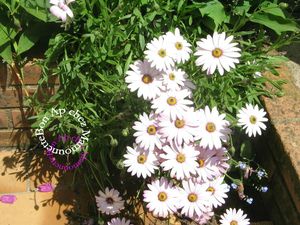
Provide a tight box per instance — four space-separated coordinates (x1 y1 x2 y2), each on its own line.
239 161 247 170
257 170 264 178
231 183 238 189
246 197 253 204
261 186 268 192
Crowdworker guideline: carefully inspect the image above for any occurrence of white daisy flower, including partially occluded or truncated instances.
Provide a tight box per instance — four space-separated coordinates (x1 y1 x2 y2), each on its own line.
195 32 241 75
195 106 231 150
219 208 250 225
211 147 230 177
203 176 229 208
145 35 175 71
164 28 192 63
95 188 124 215
123 145 158 178
161 67 195 92
107 218 132 225
133 112 162 151
160 142 199 180
125 60 162 100
151 89 193 121
193 146 219 182
143 178 178 218
192 207 214 225
237 104 268 137
50 0 75 22
158 110 198 145
177 180 210 218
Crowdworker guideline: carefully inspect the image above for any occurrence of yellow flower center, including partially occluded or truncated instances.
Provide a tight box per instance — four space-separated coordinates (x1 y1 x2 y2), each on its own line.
206 122 216 132
187 193 198 202
206 187 215 193
175 42 183 50
198 159 205 167
169 72 176 80
142 74 153 84
175 119 185 128
212 48 223 58
176 153 186 163
157 192 168 202
106 197 114 204
158 49 166 58
167 97 177 106
249 115 257 124
230 220 238 225
137 155 147 164
147 125 157 135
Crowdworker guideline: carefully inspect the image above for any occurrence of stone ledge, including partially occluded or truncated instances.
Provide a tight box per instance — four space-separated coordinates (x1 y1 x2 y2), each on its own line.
260 58 300 224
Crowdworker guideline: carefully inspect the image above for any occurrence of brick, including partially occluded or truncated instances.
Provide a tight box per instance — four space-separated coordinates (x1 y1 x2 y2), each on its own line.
0 192 70 225
0 62 8 87
269 121 300 214
11 108 34 128
0 87 35 108
263 64 300 122
0 150 28 193
0 110 9 128
271 173 300 224
10 62 59 85
0 130 32 147
22 62 42 85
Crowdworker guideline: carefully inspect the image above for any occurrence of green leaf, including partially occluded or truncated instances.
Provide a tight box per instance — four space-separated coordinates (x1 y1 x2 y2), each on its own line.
177 0 185 12
17 28 41 55
19 2 48 22
250 13 299 34
233 1 251 16
0 42 12 63
0 21 17 46
139 33 145 50
133 7 146 25
199 0 228 27
260 2 285 18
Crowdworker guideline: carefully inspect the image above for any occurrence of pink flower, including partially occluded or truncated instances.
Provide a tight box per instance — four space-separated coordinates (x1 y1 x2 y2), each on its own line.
0 195 17 204
37 183 54 192
50 0 75 22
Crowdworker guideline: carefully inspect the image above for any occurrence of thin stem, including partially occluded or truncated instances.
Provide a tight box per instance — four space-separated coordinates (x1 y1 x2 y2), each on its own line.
10 62 30 97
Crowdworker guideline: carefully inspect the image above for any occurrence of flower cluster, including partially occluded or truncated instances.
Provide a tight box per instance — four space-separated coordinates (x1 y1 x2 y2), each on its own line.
49 0 75 22
123 29 255 224
95 28 268 224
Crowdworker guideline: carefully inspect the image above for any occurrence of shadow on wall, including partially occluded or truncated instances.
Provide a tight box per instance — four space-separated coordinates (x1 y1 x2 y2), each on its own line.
1 141 96 225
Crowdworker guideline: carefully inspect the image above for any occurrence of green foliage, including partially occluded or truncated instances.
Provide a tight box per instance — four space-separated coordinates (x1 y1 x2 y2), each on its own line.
0 0 58 64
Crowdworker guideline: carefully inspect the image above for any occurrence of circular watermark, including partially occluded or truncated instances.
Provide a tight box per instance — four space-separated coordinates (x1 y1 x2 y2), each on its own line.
35 108 90 155
46 134 88 171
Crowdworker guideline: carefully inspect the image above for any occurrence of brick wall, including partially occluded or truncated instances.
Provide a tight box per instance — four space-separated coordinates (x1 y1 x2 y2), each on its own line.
254 63 300 225
0 62 85 225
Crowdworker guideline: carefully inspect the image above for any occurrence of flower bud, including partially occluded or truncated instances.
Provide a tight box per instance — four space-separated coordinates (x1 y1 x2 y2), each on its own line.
110 138 118 147
121 128 129 137
279 2 288 9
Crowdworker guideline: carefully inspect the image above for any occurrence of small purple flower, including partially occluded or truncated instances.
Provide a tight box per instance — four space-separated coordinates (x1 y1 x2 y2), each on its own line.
37 183 54 192
0 195 17 204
